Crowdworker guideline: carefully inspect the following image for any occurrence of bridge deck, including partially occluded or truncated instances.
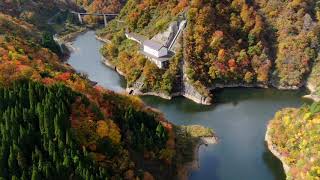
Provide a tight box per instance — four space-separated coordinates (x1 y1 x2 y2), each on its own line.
71 11 118 16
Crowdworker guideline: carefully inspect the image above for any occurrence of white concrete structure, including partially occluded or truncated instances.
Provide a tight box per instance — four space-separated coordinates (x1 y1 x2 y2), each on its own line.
168 20 187 50
140 50 170 69
143 40 168 58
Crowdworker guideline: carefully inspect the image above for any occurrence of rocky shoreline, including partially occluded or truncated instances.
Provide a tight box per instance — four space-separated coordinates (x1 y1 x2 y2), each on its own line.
303 82 320 102
95 35 111 44
125 80 313 105
55 27 88 53
265 123 290 175
96 32 313 106
101 54 213 105
101 56 127 77
178 136 217 180
100 49 309 106
101 55 315 105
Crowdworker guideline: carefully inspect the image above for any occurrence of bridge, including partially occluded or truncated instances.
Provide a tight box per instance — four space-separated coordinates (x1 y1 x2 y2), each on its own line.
70 11 118 27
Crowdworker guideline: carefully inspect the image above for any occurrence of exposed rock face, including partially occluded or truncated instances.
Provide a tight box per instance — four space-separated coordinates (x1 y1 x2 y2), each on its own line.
182 79 212 105
126 57 212 105
265 123 290 175
151 21 178 47
303 14 316 32
304 81 320 102
304 56 320 102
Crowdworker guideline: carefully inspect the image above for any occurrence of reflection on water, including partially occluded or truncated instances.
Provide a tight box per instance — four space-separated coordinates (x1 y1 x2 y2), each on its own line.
142 89 308 180
263 147 286 180
68 31 310 180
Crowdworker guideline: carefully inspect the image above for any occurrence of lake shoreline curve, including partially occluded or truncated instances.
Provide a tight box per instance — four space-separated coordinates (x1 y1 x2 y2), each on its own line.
265 123 290 176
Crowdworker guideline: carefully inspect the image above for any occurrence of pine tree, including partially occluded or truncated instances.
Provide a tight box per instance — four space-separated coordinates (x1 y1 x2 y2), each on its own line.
31 165 39 180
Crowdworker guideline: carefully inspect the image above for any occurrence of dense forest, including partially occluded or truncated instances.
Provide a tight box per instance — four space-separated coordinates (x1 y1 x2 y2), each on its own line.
268 102 320 179
0 79 168 179
0 11 203 179
0 80 94 179
185 0 319 90
99 0 320 100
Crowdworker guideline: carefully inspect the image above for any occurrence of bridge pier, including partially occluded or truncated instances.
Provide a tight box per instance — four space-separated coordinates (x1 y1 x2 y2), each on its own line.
103 15 107 27
71 11 117 26
78 13 83 24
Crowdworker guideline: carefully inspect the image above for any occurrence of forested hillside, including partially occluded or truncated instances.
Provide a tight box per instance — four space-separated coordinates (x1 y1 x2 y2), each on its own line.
185 0 319 90
0 0 79 30
256 0 318 88
267 103 320 179
77 0 125 12
99 0 187 95
71 0 126 24
0 12 205 179
0 79 170 179
184 0 272 95
99 0 320 102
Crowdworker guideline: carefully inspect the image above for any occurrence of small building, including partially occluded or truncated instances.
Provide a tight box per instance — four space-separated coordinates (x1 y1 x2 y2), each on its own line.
143 40 168 58
139 50 171 69
125 33 171 69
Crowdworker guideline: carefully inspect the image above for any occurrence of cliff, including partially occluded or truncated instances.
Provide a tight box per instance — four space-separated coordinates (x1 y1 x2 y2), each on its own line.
304 59 320 102
265 124 290 174
266 105 320 179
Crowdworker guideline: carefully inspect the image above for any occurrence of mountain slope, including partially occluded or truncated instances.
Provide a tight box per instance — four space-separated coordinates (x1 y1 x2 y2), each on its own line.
98 0 320 104
0 13 213 179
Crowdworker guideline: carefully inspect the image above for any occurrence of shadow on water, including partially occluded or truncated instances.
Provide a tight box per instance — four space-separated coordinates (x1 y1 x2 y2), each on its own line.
263 145 286 180
142 87 309 113
142 95 216 113
213 87 309 105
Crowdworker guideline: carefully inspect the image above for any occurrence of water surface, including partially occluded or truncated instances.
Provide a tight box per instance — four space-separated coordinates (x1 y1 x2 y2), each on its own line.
68 31 309 180
68 31 126 92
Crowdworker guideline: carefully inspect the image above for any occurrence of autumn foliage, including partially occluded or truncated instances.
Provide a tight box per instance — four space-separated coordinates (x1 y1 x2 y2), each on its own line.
0 12 177 179
185 0 271 90
268 103 320 179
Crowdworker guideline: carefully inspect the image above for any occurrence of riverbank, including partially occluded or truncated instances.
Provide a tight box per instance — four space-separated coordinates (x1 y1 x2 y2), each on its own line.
175 125 217 180
101 56 127 77
100 46 306 106
265 123 290 175
265 106 320 179
178 137 217 180
65 31 307 179
101 53 213 105
64 30 218 180
303 82 320 102
55 27 88 52
96 32 310 106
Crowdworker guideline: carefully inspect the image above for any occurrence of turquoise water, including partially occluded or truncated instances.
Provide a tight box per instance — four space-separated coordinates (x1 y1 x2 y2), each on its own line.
68 31 309 180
